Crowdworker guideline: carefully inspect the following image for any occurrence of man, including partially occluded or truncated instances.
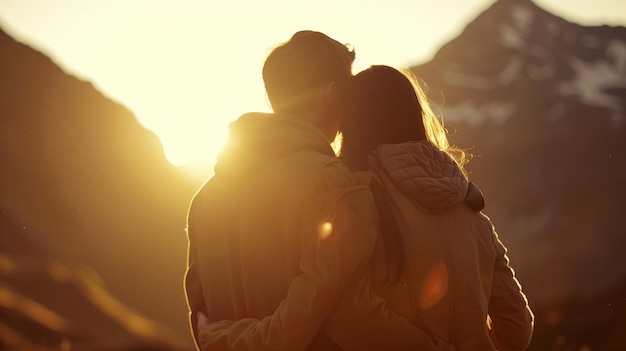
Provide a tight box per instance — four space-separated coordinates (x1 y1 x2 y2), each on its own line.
184 31 454 351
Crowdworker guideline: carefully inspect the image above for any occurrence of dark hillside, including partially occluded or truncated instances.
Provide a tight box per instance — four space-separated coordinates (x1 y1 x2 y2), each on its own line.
0 27 205 348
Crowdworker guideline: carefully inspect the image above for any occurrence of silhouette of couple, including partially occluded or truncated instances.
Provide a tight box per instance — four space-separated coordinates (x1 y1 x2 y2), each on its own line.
184 31 533 351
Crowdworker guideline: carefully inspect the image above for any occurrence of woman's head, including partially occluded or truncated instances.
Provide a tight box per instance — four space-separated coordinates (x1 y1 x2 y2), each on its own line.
338 66 469 284
339 65 467 171
343 65 426 151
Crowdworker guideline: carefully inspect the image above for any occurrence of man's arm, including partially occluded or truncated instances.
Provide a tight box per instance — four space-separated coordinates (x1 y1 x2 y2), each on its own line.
193 169 454 351
193 169 378 350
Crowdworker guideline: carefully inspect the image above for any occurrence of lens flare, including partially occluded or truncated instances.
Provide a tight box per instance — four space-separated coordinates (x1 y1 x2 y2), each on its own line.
419 263 449 309
319 222 333 239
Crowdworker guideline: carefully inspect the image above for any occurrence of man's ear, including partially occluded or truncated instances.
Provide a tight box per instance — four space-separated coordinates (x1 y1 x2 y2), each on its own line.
324 81 340 108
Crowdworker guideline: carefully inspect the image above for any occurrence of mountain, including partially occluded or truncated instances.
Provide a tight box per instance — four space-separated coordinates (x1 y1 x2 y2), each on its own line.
0 253 178 349
411 0 626 349
0 27 205 348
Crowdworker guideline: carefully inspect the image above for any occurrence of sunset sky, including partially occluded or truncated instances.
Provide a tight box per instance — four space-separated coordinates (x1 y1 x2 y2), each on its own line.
1 0 625 165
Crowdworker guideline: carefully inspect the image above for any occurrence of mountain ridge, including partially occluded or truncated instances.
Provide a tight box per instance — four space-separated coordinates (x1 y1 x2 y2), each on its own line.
0 26 203 347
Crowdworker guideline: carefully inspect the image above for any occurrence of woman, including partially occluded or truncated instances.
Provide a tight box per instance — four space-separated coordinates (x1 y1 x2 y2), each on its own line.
339 65 534 351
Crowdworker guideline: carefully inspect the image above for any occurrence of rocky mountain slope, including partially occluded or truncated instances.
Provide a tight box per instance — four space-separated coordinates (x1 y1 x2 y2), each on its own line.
411 0 626 349
0 27 203 348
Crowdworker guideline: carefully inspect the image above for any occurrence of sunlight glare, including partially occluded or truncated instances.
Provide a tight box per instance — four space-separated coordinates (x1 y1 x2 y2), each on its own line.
74 1 274 166
62 0 423 167
3 0 625 166
0 1 459 166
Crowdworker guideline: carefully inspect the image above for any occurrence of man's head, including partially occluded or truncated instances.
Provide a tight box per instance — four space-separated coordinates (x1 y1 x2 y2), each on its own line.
262 30 355 140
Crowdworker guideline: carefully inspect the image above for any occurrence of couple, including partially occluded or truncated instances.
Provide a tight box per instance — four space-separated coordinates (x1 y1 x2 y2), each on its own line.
184 31 533 351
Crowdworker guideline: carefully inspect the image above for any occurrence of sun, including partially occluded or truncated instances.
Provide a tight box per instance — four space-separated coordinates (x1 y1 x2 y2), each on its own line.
126 92 244 168
144 90 271 167
158 118 229 168
101 24 273 167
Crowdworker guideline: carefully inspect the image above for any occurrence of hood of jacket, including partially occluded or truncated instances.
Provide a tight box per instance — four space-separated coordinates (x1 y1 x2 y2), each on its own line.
213 112 335 177
372 140 484 212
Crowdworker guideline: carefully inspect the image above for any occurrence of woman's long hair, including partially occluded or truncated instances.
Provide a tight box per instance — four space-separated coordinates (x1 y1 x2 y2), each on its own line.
339 65 470 283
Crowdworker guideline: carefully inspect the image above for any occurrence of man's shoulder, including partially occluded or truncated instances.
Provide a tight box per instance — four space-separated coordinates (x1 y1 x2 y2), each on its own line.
320 159 352 190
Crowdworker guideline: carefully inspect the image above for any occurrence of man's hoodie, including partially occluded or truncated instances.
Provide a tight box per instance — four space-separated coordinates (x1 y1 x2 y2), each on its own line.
368 140 534 351
213 113 335 177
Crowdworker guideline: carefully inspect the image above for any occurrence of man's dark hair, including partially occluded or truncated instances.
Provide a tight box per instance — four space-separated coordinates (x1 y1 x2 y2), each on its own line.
262 30 355 114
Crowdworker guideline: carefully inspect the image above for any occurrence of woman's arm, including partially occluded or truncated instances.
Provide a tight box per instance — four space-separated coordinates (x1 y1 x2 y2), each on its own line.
323 267 454 351
487 218 534 351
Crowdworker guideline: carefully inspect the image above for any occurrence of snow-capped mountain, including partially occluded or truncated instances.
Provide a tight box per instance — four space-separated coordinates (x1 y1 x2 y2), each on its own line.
412 0 626 349
416 0 626 126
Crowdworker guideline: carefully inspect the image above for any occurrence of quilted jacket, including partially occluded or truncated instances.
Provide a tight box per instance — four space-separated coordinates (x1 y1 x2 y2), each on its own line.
366 140 534 351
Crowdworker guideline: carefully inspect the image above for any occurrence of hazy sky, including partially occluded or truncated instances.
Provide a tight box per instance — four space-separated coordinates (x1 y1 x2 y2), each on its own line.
1 0 625 165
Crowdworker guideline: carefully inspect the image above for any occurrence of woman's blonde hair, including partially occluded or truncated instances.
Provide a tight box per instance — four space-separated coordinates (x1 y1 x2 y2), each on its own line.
404 68 471 172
